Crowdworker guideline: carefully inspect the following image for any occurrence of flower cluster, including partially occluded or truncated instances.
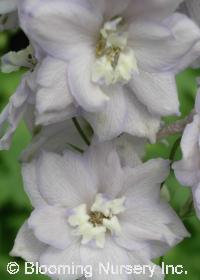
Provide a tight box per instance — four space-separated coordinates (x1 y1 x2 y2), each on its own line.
0 0 200 279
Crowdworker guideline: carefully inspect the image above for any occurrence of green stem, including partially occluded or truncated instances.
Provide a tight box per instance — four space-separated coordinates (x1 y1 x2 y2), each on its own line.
169 137 181 162
67 143 84 154
160 137 181 190
180 195 195 220
72 117 91 146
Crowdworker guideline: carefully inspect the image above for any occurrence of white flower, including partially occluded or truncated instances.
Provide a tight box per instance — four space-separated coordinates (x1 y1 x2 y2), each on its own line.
11 142 188 280
0 46 39 149
17 0 200 141
179 0 200 68
0 46 77 149
173 91 200 218
0 0 19 30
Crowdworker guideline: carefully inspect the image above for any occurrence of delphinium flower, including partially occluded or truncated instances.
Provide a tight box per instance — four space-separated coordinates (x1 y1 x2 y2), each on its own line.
16 0 200 142
11 142 188 280
179 0 200 68
0 0 19 30
0 46 77 149
0 45 42 149
173 91 200 218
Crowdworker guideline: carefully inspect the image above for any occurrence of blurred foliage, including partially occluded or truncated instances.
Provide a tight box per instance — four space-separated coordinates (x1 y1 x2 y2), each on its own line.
0 30 200 280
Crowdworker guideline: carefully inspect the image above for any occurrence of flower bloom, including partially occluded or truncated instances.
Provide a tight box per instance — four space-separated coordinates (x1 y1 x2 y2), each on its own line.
180 0 200 68
0 46 76 149
173 91 200 218
16 0 200 142
11 142 188 279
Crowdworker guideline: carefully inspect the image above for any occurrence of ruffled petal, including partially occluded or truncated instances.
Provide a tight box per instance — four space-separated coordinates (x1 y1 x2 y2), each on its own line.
122 87 161 142
172 115 200 186
173 158 200 186
28 205 76 249
89 0 130 19
0 75 30 150
129 14 200 72
80 237 130 280
129 71 179 116
68 48 109 112
121 159 170 203
40 242 81 280
19 0 102 60
125 0 183 21
180 115 200 159
10 222 47 262
84 142 124 198
127 252 164 280
22 160 46 207
37 151 97 207
36 56 73 115
84 85 126 141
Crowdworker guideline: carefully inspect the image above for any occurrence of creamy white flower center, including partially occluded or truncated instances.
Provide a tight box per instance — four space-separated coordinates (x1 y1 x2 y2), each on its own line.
68 193 126 248
92 17 138 86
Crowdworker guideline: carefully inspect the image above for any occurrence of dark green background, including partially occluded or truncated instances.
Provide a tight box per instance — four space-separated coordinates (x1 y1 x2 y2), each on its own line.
0 30 200 280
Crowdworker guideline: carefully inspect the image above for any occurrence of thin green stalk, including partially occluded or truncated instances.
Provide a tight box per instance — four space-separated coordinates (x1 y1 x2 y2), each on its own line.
169 137 181 162
68 143 84 154
72 117 91 146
